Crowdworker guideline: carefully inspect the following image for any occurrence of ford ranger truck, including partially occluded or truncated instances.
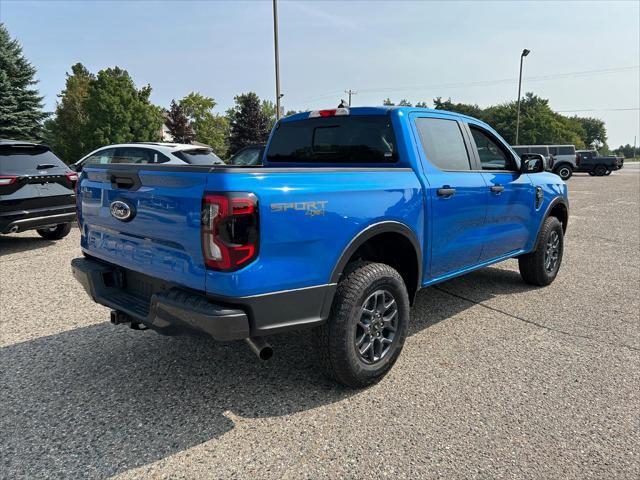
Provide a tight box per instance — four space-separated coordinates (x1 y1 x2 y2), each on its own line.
71 107 569 388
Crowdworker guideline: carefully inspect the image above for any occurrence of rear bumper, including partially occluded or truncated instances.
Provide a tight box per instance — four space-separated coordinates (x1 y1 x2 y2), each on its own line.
0 204 75 234
71 257 336 341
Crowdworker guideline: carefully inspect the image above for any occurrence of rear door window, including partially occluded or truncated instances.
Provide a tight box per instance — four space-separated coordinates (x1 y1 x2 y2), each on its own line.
415 117 471 171
267 115 397 163
113 148 160 164
548 146 559 155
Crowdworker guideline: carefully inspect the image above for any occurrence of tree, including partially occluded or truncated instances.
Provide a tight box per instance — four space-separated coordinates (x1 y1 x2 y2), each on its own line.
433 97 488 121
227 92 271 155
382 98 395 106
165 100 194 144
43 63 94 163
613 144 636 158
572 116 607 150
397 99 413 106
179 92 229 157
80 67 163 152
0 23 47 139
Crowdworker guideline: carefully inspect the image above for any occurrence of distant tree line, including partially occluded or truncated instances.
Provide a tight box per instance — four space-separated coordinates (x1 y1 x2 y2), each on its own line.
2 23 634 163
383 95 611 152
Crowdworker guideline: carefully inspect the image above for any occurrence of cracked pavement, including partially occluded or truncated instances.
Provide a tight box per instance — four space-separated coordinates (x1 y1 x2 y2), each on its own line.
1 166 639 479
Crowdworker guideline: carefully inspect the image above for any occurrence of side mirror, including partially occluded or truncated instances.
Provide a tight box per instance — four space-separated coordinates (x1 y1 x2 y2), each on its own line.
520 153 545 173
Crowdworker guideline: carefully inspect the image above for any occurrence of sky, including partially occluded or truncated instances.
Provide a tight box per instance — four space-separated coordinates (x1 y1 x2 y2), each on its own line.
1 0 638 147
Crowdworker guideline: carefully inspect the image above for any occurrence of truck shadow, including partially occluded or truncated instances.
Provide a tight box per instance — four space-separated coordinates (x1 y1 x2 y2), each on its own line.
2 264 533 478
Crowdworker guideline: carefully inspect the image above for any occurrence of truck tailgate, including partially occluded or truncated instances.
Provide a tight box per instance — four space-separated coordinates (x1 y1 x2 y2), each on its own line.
78 166 209 291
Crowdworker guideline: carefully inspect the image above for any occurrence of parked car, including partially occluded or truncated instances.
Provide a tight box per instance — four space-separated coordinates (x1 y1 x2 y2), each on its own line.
547 145 578 180
576 150 623 176
227 144 265 166
513 144 579 180
512 145 555 173
72 106 568 388
71 143 225 171
1 140 77 239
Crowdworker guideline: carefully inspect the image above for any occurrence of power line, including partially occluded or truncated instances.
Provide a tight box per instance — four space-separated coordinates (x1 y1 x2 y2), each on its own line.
299 65 639 104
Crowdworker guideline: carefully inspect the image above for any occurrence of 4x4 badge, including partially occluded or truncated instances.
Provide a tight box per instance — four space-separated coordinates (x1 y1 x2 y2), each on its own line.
110 200 135 222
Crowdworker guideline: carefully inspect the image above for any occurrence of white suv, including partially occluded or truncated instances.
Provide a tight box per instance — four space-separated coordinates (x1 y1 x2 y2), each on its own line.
72 143 225 171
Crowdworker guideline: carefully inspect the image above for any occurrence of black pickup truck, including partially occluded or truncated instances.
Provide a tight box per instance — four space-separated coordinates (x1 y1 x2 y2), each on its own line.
576 150 624 176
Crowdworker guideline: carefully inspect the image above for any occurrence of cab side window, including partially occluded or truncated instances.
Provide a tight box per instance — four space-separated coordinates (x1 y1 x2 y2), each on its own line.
470 127 516 171
415 118 471 171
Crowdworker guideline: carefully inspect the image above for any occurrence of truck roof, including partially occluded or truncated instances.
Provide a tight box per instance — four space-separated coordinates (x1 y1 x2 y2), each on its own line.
281 106 481 124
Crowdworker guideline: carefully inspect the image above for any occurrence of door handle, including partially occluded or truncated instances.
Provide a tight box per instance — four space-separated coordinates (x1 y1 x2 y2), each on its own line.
490 185 505 193
437 187 456 197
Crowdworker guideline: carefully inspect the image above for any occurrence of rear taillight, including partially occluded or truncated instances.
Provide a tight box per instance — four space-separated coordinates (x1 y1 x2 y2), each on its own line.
201 192 259 271
575 154 580 166
0 176 18 186
65 171 78 188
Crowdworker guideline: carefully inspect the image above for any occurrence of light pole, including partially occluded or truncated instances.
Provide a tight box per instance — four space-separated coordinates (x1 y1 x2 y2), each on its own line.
273 0 281 120
515 48 530 145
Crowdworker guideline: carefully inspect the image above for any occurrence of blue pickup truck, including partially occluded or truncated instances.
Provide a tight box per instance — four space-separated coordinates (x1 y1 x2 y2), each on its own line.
72 106 568 387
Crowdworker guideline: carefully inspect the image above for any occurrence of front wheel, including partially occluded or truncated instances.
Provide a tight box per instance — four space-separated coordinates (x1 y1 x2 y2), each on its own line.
604 170 612 176
315 262 410 388
518 216 564 286
555 164 573 180
37 223 72 240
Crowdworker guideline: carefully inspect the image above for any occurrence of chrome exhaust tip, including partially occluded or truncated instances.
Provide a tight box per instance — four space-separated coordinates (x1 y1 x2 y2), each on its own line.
245 337 273 361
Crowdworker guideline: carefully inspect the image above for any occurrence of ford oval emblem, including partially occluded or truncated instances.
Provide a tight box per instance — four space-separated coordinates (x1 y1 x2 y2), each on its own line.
110 200 135 222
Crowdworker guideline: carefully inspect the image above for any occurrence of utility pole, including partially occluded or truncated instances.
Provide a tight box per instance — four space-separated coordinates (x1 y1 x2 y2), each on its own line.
344 89 357 107
273 0 281 120
634 135 637 160
515 48 530 145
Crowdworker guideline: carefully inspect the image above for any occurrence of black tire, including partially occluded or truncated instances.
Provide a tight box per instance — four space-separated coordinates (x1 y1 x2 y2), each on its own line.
588 171 596 176
604 170 612 176
518 216 563 286
315 261 410 388
36 223 72 240
554 164 573 180
594 164 607 176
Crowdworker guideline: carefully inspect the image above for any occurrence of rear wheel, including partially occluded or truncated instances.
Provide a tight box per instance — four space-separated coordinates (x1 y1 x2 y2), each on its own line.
37 223 72 240
315 261 410 388
518 216 564 286
554 164 573 180
588 171 596 176
594 164 607 176
604 170 612 176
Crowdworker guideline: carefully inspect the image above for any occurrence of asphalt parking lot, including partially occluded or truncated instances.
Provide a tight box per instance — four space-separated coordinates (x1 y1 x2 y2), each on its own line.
1 165 639 479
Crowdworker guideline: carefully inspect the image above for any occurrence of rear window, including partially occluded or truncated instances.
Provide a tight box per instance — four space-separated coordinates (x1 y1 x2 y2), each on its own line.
530 146 549 155
557 146 575 155
0 145 67 173
266 115 397 163
173 149 224 165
